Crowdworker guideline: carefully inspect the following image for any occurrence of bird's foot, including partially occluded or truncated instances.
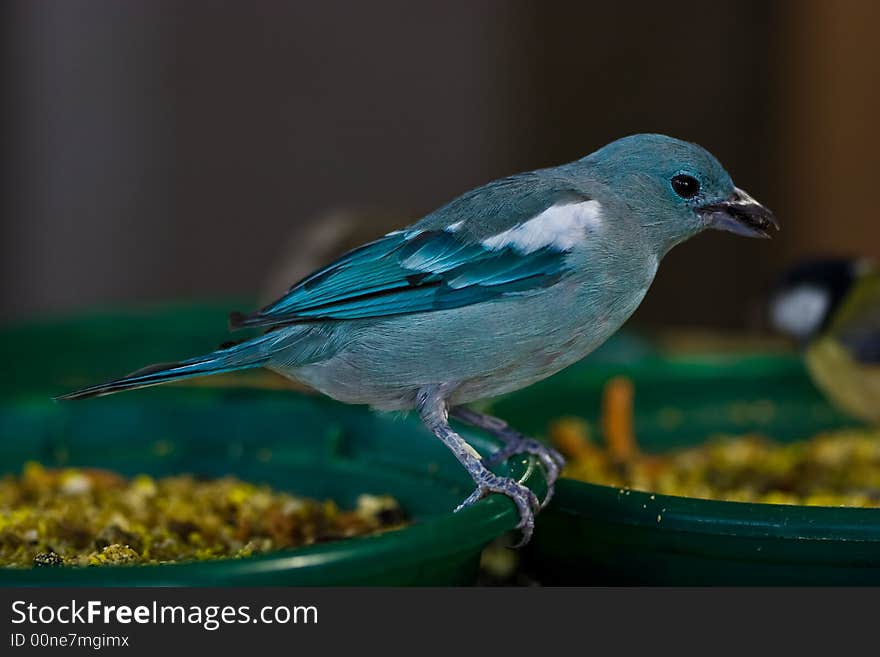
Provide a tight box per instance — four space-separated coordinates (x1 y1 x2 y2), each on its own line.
486 437 564 504
455 471 540 547
450 406 564 508
487 437 565 476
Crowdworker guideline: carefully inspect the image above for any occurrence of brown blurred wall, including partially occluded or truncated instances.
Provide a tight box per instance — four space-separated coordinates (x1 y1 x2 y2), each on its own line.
4 1 878 331
777 0 880 262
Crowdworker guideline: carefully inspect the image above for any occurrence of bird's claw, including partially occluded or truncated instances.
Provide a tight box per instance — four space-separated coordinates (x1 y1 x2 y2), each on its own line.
486 438 565 508
454 472 539 547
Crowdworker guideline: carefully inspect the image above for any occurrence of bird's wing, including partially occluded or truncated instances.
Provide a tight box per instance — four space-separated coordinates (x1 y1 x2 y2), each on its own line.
831 268 880 364
231 182 592 328
230 230 571 327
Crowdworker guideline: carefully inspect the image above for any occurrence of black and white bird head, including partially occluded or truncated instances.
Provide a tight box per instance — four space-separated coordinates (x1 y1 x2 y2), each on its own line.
769 257 868 342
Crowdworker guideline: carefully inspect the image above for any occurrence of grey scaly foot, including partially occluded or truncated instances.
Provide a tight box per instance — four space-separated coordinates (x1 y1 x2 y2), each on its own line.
484 438 564 507
451 406 565 508
417 387 538 546
455 471 540 547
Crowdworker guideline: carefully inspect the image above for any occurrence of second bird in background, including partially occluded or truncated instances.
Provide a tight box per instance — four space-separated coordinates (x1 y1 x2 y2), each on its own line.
770 257 880 424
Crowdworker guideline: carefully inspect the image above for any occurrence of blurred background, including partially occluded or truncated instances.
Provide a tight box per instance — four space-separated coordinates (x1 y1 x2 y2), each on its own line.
2 0 878 329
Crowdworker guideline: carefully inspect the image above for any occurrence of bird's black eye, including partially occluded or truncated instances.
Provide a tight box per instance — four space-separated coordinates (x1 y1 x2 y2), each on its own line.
671 174 700 199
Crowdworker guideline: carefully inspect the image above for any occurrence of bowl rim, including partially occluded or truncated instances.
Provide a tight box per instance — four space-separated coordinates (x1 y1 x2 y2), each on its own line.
552 475 880 543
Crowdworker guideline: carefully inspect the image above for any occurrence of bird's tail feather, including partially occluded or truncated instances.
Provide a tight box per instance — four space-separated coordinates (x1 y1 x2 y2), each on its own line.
56 333 278 401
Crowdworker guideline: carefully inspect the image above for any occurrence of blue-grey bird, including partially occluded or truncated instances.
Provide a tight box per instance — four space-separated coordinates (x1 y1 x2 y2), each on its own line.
770 257 880 424
58 134 778 544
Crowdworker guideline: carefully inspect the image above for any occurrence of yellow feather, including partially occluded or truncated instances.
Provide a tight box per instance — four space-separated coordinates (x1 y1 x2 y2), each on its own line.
806 336 880 423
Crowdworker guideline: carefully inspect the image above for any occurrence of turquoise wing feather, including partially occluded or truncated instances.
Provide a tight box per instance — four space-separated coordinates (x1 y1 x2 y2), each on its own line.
230 229 571 327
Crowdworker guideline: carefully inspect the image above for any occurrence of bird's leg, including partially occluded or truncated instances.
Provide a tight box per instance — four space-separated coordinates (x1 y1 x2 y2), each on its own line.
417 387 540 546
450 406 564 508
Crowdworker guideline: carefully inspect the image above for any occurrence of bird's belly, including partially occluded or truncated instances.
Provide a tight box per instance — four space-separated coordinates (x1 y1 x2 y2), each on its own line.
282 269 654 410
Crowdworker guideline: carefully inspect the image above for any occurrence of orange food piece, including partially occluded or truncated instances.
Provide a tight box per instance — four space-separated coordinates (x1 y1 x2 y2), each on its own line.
601 376 638 461
548 417 596 459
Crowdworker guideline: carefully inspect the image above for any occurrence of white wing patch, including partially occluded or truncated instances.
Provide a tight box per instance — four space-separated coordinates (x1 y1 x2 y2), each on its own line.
481 200 602 254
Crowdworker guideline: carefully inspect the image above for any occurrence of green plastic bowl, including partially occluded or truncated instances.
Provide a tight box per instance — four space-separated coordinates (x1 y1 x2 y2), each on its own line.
490 351 880 585
0 304 545 585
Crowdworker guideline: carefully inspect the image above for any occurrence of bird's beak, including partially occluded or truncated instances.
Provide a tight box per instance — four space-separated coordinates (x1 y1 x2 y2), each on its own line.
698 188 779 239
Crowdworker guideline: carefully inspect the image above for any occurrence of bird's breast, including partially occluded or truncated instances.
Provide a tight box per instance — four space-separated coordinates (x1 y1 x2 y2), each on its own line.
288 251 659 410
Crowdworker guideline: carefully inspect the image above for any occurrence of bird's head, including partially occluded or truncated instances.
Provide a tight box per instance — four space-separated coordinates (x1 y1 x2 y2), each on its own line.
577 134 778 254
769 257 866 342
